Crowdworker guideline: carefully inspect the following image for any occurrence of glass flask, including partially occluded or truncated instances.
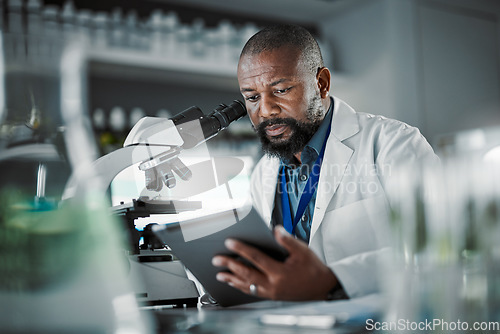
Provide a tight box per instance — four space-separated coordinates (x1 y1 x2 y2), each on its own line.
384 143 500 332
0 33 152 333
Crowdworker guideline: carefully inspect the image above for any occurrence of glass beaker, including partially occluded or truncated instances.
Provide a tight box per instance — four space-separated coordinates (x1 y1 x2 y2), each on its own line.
384 154 500 332
0 33 152 333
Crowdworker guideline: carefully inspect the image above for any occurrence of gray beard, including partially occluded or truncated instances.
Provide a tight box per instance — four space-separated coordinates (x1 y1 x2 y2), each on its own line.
257 95 325 162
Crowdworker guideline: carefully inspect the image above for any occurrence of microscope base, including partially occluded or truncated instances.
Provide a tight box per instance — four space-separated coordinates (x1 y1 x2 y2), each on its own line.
128 250 199 308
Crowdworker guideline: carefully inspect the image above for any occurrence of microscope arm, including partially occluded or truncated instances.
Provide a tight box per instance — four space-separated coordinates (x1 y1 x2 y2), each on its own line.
62 100 246 200
62 144 180 200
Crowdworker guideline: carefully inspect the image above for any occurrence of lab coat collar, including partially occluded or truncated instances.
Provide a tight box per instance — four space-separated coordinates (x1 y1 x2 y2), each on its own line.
309 96 359 242
330 96 360 142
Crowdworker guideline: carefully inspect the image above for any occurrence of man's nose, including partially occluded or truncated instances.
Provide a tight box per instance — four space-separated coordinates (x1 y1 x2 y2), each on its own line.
259 95 280 119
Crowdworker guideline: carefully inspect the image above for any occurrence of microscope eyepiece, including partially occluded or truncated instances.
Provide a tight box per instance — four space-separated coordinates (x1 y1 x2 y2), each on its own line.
174 100 247 149
209 100 247 130
142 100 247 191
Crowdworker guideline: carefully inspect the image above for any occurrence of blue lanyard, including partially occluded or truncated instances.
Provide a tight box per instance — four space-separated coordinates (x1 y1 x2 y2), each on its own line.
280 123 331 235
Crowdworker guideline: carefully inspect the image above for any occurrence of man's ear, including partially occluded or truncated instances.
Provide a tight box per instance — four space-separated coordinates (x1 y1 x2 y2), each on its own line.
316 67 331 98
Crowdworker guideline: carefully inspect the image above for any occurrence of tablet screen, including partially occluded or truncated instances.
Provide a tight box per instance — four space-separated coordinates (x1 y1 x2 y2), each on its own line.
153 206 288 306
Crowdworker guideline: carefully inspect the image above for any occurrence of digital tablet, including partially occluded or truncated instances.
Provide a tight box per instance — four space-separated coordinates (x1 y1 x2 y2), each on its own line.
152 206 288 307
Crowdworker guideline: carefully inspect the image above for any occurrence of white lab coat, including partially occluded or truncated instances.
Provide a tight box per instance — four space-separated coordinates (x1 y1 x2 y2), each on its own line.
250 96 438 298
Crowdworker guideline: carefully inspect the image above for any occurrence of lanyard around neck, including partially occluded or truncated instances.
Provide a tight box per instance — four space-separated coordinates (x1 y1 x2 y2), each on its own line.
280 123 331 235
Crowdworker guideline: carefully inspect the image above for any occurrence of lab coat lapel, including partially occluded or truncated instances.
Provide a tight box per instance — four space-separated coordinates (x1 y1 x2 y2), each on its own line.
309 97 359 242
261 159 280 225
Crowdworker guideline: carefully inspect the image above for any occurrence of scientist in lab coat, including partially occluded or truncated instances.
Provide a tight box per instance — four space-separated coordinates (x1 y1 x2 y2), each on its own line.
212 24 437 301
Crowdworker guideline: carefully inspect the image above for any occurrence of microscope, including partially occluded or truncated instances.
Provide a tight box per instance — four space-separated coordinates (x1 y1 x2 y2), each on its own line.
65 100 248 307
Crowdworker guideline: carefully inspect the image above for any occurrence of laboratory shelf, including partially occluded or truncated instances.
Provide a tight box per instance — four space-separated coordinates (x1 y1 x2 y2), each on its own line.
88 48 240 90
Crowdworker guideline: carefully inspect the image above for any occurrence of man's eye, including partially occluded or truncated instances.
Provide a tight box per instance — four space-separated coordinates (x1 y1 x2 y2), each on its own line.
245 95 259 102
275 87 291 94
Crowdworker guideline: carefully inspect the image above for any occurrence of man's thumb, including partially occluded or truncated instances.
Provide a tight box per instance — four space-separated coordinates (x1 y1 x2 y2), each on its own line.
274 225 308 252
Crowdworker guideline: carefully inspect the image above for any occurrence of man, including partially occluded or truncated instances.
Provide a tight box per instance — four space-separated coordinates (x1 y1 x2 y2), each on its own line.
212 24 437 301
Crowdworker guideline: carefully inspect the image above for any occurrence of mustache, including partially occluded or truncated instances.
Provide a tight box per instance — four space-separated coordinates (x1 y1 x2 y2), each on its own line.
255 118 298 134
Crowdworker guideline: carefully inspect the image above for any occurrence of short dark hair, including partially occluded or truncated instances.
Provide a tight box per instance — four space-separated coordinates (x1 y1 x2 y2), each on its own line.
240 24 324 75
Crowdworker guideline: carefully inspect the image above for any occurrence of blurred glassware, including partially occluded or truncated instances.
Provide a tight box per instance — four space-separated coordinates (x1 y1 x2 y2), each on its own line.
124 10 140 50
92 107 106 131
26 0 42 35
435 126 500 162
216 20 237 63
149 9 163 55
108 7 125 49
384 128 500 331
61 0 77 39
2 0 261 76
76 9 92 43
161 11 180 58
190 17 206 59
0 33 152 333
156 108 170 119
129 107 145 128
7 0 24 33
176 24 193 61
41 5 60 40
93 11 109 49
109 105 127 133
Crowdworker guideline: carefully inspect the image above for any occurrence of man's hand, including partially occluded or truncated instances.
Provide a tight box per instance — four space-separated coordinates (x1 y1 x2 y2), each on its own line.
211 225 338 301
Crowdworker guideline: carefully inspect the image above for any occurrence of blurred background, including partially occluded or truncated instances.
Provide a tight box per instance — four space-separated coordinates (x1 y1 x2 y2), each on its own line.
2 0 498 161
0 1 499 330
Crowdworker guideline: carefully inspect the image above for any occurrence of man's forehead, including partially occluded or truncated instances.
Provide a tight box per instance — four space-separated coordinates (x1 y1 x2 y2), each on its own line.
239 46 301 66
237 66 298 92
238 62 291 78
237 48 304 81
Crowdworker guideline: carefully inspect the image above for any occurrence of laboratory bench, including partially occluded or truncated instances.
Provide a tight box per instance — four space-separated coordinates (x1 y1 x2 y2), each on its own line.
145 294 382 334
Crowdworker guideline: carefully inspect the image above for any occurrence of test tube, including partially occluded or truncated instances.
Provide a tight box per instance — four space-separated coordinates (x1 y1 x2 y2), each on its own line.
92 108 106 131
26 0 42 35
75 9 92 43
42 5 60 40
109 106 126 133
7 0 23 33
61 0 76 39
156 109 170 119
175 24 192 60
129 107 145 128
0 0 4 30
124 10 139 50
162 11 179 58
149 10 163 54
190 18 206 59
93 12 109 48
109 8 124 48
217 20 237 62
